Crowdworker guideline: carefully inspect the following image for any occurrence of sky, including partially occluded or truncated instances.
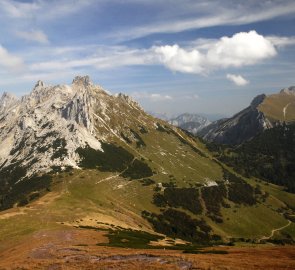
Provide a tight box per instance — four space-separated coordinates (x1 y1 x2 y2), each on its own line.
0 0 295 118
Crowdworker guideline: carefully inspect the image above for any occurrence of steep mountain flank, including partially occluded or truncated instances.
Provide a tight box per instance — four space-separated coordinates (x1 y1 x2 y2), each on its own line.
199 87 295 145
198 94 273 145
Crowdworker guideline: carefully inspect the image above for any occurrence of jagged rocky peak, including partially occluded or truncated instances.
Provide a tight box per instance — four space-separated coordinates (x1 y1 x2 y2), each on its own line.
34 80 45 89
72 75 93 87
0 91 19 112
30 80 49 96
0 76 107 179
280 86 295 95
0 91 18 105
31 80 47 95
250 94 266 108
28 81 73 108
71 75 107 97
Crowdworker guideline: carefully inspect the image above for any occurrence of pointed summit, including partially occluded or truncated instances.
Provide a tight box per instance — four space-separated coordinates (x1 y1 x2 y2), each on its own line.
72 75 93 87
250 94 266 108
34 80 45 88
31 80 46 96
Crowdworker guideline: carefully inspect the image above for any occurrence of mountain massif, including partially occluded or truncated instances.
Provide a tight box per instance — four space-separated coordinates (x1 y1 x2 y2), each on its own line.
0 77 294 268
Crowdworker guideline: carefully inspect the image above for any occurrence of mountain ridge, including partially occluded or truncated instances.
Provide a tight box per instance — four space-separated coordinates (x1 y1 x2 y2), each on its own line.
198 87 295 145
198 94 273 144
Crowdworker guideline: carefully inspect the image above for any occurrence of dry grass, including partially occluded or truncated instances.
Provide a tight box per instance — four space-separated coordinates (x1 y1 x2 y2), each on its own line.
259 92 295 122
0 228 294 270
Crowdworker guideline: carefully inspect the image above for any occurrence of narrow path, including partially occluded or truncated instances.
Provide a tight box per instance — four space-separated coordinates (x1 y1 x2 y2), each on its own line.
283 103 291 120
95 157 137 185
258 220 291 242
95 174 119 185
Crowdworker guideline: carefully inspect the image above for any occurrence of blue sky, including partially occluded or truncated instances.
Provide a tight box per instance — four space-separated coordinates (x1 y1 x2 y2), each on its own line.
0 0 295 118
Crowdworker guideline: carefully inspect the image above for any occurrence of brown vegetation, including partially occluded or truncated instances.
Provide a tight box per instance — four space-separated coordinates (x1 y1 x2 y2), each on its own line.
0 228 294 270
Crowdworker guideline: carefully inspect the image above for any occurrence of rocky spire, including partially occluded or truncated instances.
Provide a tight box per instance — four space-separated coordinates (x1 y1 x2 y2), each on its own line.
34 80 45 88
72 75 93 87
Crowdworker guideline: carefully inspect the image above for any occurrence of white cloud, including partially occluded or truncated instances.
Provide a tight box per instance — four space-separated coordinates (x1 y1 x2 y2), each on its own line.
155 45 204 74
0 44 24 71
16 30 49 44
207 31 276 67
132 92 173 101
226 74 249 86
155 31 277 74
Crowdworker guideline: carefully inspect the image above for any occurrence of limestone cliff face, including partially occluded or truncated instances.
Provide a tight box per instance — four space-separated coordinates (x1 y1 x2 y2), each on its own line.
0 76 151 179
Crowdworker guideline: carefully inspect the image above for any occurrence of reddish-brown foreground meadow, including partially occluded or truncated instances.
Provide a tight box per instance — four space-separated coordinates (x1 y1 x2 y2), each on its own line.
0 228 294 270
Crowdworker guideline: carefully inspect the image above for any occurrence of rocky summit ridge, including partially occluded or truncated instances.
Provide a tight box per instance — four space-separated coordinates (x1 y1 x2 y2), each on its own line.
0 76 144 179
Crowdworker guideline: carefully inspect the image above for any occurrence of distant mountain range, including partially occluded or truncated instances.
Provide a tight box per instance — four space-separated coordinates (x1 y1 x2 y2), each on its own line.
169 113 211 135
150 112 211 135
